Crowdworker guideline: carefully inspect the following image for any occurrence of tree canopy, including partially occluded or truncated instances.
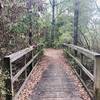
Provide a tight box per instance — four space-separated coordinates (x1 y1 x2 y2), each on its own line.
0 0 100 57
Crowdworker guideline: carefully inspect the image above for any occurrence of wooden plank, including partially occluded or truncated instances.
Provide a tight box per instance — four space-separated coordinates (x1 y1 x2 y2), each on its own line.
63 43 100 60
3 57 13 100
13 62 39 100
94 56 100 100
71 65 94 99
12 51 42 83
63 43 100 99
6 46 33 63
5 44 43 63
67 51 94 82
24 55 27 78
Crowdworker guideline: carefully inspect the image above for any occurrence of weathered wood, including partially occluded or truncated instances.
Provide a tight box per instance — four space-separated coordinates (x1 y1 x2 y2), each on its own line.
25 55 27 78
6 47 33 63
12 51 42 83
63 43 100 99
67 51 94 82
63 44 100 60
94 56 100 100
3 57 13 100
28 51 33 73
71 65 93 98
3 44 43 100
80 53 83 77
32 49 34 67
80 53 84 64
13 62 39 100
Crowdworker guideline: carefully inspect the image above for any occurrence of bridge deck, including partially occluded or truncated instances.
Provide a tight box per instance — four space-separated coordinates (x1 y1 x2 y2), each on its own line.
30 64 82 100
18 49 90 100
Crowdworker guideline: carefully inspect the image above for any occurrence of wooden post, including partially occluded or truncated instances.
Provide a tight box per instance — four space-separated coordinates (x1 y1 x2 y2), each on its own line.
25 55 27 78
29 51 33 73
80 53 83 77
68 46 70 52
32 50 34 67
3 57 13 100
94 56 100 100
74 50 77 57
80 54 83 64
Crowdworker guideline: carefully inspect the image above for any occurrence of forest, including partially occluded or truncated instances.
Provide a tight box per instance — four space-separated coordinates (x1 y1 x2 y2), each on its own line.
0 0 100 100
0 0 100 58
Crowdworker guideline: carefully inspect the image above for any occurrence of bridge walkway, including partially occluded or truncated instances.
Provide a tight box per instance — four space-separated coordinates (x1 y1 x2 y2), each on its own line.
24 49 90 100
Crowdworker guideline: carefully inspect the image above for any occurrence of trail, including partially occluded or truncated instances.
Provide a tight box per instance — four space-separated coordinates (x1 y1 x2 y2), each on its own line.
29 49 90 100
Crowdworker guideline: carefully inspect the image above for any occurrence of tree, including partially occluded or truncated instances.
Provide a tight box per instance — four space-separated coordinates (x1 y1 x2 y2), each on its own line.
73 0 79 45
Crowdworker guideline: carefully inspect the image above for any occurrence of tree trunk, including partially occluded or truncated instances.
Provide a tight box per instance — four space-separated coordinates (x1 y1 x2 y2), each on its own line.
27 0 33 45
51 0 56 46
73 0 79 45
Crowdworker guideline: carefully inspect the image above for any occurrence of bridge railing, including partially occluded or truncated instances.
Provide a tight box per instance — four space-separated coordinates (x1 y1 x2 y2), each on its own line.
63 43 100 100
3 44 43 100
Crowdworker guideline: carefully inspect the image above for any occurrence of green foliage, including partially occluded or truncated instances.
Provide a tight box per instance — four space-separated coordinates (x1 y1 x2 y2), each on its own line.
10 22 28 33
59 32 72 43
0 72 6 98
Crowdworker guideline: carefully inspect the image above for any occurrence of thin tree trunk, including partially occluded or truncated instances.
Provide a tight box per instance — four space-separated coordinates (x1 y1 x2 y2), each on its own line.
51 0 55 46
27 0 33 45
73 0 79 45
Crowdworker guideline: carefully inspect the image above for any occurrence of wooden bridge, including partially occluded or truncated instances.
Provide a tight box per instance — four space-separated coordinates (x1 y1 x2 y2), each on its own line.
3 44 100 100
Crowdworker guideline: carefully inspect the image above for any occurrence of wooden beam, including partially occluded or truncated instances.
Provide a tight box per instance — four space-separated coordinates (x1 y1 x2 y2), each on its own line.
94 56 100 100
3 44 43 100
63 44 100 60
14 62 39 100
12 51 41 83
3 57 13 100
67 51 94 82
6 47 33 63
71 64 93 98
63 43 100 99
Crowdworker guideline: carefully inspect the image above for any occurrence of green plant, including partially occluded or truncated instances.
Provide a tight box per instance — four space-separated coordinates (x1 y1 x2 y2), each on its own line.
0 72 6 99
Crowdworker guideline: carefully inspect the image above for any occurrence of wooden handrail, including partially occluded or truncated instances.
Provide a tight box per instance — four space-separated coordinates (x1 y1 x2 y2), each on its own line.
63 43 100 59
12 51 41 83
63 43 100 100
3 44 43 100
5 46 33 63
67 52 94 82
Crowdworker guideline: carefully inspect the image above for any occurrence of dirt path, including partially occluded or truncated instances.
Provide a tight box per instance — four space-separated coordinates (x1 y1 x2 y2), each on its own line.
28 49 90 100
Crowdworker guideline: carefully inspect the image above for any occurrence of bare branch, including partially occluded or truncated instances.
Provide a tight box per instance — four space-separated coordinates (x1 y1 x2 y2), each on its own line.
49 0 53 6
55 0 66 6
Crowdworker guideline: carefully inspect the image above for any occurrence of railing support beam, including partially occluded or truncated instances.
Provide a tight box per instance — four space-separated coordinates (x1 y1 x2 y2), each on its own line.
63 43 100 99
94 56 100 100
3 57 12 100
